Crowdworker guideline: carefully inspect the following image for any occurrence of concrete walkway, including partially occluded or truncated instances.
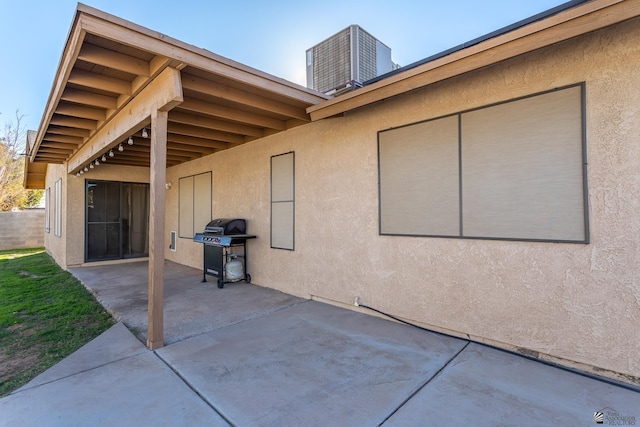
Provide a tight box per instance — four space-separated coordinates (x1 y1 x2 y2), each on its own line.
1 261 638 426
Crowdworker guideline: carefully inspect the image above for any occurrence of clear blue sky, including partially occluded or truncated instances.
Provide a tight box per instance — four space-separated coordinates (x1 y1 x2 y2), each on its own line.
1 0 568 131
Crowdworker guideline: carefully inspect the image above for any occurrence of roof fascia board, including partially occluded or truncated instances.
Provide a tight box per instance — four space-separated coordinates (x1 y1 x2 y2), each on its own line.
30 12 87 162
307 0 634 120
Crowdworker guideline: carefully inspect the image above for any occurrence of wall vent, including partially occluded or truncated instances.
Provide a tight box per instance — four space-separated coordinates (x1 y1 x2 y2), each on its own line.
169 231 176 251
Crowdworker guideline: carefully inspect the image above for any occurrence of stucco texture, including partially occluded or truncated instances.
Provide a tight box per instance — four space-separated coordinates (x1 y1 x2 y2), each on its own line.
44 17 639 382
162 18 640 382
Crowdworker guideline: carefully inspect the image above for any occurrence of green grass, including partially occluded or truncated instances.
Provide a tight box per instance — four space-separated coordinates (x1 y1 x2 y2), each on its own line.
0 248 115 397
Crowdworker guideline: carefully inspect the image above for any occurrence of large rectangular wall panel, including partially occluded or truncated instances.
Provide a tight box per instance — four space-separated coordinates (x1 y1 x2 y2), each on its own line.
178 176 194 238
193 172 212 236
379 115 460 236
461 86 585 241
271 152 295 250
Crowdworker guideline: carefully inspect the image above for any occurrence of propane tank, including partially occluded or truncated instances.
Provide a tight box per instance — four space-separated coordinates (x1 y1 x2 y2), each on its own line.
225 254 244 282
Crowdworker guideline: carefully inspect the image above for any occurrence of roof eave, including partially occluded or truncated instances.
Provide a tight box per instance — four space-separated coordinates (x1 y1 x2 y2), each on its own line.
307 0 638 121
29 3 330 167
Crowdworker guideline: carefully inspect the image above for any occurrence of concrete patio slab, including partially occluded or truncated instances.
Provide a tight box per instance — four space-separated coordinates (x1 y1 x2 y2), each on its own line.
384 342 640 427
69 260 305 344
3 261 638 426
156 300 468 427
1 335 228 426
17 322 146 392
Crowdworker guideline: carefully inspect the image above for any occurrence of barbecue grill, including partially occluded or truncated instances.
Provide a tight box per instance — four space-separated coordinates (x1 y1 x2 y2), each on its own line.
193 218 256 288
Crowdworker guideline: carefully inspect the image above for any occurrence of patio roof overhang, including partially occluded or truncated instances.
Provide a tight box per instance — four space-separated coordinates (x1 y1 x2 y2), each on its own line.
24 3 329 188
306 0 640 121
24 3 330 349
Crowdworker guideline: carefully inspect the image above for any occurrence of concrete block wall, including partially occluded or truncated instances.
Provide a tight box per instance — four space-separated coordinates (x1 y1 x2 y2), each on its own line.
0 210 45 250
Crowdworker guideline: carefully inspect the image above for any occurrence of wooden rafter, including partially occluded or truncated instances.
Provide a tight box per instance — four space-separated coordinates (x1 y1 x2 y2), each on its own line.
78 44 150 77
167 122 244 144
50 115 98 130
55 103 106 121
178 98 287 130
169 110 264 138
27 3 327 189
68 69 132 95
181 73 310 121
61 88 118 110
167 133 230 150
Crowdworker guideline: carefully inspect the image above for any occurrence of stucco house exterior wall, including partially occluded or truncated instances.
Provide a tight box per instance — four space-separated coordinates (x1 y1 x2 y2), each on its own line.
163 17 640 383
27 2 639 383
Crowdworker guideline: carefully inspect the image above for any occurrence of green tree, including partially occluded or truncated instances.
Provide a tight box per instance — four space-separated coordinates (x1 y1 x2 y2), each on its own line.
0 111 43 211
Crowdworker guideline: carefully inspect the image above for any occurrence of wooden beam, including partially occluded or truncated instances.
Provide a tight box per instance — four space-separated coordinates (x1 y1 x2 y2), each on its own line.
181 73 310 121
78 43 150 77
56 103 106 121
50 115 98 130
147 109 167 350
43 133 84 145
61 88 118 109
78 10 328 105
67 67 183 174
167 122 244 144
39 147 75 154
68 69 132 95
47 125 90 138
36 153 68 160
178 98 286 130
167 133 230 150
167 142 215 155
34 156 65 163
170 110 263 137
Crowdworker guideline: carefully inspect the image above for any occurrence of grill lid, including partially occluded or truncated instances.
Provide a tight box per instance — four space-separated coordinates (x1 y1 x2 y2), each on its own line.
204 218 246 235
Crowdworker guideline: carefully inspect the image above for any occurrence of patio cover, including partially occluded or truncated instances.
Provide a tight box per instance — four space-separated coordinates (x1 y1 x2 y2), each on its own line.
24 3 328 348
24 3 328 184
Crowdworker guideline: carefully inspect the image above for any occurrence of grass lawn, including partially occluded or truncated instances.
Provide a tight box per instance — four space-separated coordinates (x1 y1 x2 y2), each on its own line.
0 248 115 397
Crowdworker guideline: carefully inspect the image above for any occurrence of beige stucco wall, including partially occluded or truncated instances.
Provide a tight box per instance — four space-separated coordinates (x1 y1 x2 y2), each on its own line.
163 18 640 382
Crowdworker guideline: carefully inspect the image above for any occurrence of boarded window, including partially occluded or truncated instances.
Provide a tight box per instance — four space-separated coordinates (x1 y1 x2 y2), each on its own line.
378 84 587 243
179 172 212 238
271 152 295 250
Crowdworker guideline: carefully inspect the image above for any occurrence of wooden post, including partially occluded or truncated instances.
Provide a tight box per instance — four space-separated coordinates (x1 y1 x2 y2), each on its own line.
147 109 168 349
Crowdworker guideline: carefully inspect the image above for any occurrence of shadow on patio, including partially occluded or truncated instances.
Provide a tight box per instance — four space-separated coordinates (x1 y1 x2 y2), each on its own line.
69 260 305 345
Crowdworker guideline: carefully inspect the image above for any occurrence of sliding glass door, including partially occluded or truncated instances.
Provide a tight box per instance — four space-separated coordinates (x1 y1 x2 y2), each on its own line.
86 180 150 262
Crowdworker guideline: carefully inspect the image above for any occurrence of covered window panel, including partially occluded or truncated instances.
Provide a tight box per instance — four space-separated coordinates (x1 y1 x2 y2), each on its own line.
193 173 212 235
179 176 194 238
461 85 585 241
377 84 587 243
179 172 212 238
379 115 460 236
271 152 295 250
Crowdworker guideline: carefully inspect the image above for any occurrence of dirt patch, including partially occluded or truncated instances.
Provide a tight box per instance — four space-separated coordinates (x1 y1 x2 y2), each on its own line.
0 351 39 380
18 271 42 279
0 340 44 392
